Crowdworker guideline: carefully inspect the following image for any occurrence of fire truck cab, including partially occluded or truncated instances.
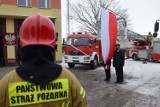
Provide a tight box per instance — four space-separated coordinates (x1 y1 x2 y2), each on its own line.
64 32 102 69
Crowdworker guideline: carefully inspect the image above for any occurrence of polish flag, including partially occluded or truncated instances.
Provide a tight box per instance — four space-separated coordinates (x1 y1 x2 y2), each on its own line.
100 8 118 64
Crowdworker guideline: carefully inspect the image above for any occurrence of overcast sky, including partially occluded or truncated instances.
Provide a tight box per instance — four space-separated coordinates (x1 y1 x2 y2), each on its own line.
119 0 160 35
61 0 160 38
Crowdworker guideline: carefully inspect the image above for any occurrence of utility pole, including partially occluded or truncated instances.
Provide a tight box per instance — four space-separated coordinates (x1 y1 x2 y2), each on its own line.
117 17 127 37
67 0 70 35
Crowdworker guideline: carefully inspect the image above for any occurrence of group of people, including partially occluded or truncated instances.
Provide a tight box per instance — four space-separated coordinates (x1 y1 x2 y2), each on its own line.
103 31 154 82
103 44 125 84
0 13 125 107
0 14 88 107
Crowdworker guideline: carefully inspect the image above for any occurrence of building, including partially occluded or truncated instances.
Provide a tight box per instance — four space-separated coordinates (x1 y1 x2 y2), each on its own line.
0 0 62 66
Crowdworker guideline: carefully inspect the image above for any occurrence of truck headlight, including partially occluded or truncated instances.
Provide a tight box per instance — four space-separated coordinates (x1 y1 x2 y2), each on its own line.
64 56 68 59
84 57 90 60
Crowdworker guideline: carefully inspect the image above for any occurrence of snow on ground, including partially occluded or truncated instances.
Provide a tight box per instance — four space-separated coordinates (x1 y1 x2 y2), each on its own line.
61 58 160 98
112 59 160 97
60 59 160 106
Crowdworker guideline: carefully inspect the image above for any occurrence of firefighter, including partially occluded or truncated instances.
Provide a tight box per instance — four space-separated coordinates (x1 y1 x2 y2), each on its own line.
0 14 88 107
113 44 125 84
146 32 153 46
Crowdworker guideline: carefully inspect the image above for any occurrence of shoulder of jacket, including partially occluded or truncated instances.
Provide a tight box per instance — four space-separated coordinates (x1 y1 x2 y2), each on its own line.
60 68 77 79
60 68 81 86
1 69 17 79
0 70 18 87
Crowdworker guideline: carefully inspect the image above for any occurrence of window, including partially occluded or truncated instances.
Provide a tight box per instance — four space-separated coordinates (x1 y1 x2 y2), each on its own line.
67 37 88 46
18 0 31 7
38 0 50 8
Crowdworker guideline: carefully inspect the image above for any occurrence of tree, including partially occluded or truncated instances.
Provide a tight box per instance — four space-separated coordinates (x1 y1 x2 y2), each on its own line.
69 0 130 35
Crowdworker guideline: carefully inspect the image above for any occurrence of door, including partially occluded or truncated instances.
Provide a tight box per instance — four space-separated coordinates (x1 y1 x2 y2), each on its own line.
14 19 24 64
14 19 24 46
0 18 6 66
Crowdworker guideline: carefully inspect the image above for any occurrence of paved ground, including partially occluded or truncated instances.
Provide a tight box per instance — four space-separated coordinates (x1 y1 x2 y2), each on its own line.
0 66 16 78
1 61 160 107
67 65 160 107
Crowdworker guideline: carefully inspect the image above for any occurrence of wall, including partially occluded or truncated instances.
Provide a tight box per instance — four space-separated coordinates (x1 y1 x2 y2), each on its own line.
0 1 62 63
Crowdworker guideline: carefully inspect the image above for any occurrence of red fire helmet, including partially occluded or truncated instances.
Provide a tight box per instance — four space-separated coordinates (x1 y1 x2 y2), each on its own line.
20 13 56 48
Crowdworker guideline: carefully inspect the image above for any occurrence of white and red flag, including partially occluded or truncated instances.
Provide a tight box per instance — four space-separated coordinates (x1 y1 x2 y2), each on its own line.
100 8 118 64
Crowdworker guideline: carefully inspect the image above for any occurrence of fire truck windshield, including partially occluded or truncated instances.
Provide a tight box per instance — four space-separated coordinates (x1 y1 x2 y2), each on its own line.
67 37 88 46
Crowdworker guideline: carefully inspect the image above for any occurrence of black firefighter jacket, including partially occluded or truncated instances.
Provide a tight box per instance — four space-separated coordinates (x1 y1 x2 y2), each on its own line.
113 49 125 68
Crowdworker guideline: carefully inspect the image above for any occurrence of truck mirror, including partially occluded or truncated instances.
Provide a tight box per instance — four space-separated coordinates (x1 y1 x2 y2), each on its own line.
153 32 158 38
56 32 58 41
154 22 159 32
94 38 97 43
62 38 66 45
89 39 93 44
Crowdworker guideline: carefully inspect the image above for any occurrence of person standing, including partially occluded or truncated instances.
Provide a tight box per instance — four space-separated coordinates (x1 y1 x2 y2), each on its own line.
146 32 153 46
0 14 88 107
103 60 111 82
113 44 125 84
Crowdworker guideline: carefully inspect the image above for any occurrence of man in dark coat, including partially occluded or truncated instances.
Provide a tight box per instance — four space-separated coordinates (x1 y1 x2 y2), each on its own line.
113 44 125 84
102 60 111 82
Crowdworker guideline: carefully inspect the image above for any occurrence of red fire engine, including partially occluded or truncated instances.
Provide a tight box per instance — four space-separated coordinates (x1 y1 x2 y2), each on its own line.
126 19 160 61
63 32 102 69
126 39 160 61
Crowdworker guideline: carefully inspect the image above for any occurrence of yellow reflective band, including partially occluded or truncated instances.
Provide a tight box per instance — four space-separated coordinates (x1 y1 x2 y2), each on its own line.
66 101 70 107
80 87 86 98
82 90 86 98
62 102 65 107
61 101 70 107
80 87 84 95
8 79 69 106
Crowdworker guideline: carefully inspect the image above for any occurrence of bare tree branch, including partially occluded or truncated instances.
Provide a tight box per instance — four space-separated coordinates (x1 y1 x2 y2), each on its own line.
69 0 131 35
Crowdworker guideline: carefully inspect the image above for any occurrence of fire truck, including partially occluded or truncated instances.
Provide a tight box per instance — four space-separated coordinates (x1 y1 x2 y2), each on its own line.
63 32 102 69
126 19 160 61
126 39 160 61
